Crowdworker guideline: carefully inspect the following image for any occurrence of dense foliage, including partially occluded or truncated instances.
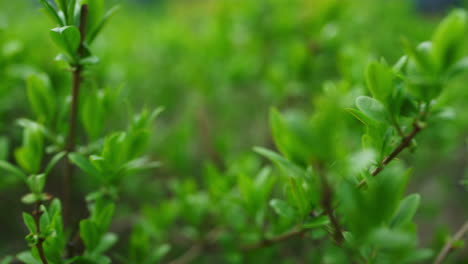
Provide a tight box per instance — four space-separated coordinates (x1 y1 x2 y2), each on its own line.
0 0 467 263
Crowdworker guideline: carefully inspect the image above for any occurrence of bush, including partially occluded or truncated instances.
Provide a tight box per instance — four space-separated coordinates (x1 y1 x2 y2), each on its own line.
0 0 467 263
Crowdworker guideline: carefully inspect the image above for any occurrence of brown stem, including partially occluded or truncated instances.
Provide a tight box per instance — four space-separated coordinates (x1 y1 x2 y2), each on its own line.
318 170 344 245
63 4 88 229
241 227 308 251
434 220 468 264
33 202 48 264
357 121 423 188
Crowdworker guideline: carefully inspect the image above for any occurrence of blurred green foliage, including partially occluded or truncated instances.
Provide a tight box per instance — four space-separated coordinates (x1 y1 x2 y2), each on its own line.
0 0 467 263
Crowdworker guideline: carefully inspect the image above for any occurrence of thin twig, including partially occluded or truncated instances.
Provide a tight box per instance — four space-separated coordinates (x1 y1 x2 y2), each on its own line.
33 202 48 264
241 227 308 251
318 170 344 245
358 121 423 188
434 220 468 264
168 228 223 264
63 4 88 229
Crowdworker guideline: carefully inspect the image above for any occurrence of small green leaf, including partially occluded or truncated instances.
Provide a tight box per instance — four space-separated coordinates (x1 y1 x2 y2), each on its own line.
39 206 50 234
1 256 13 264
54 0 68 14
26 74 56 124
45 151 66 175
14 123 44 174
69 153 100 178
26 174 47 194
254 147 305 179
94 233 118 254
365 61 393 102
87 5 121 44
390 194 420 228
355 96 388 123
16 252 41 264
0 137 9 160
50 26 81 59
303 215 330 229
432 9 467 70
0 160 27 180
368 227 414 250
38 0 65 26
22 213 36 234
446 56 468 78
80 219 100 251
270 199 296 218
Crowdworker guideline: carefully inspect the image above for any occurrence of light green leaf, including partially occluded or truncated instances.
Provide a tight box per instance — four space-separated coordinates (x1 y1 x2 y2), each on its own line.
22 213 36 233
80 219 100 250
26 74 56 124
365 61 393 102
303 215 330 229
355 96 388 123
432 9 467 70
69 153 100 178
390 194 420 228
27 174 46 194
16 252 41 264
88 5 121 44
50 26 81 58
270 199 296 218
0 160 27 180
38 0 65 26
254 147 305 179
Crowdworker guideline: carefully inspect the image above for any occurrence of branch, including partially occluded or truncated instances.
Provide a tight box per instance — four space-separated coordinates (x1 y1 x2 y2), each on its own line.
241 227 308 251
33 202 48 264
434 220 468 264
63 4 89 229
358 121 423 188
319 170 344 245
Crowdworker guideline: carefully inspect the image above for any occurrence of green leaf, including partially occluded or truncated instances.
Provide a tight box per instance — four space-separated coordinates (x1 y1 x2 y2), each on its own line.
446 56 468 78
149 244 171 263
23 213 36 233
67 0 77 25
303 215 330 229
0 256 13 264
432 9 467 70
0 137 9 160
254 147 305 179
69 153 100 178
92 201 115 233
368 227 415 250
26 174 47 194
16 252 41 264
50 26 81 59
270 199 296 218
390 194 420 228
0 160 27 180
355 96 388 123
38 0 65 26
94 233 118 254
21 193 48 204
54 0 68 14
80 219 100 251
14 123 44 174
403 40 434 73
365 60 393 102
26 74 56 124
39 205 50 234
45 151 66 175
87 5 121 44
